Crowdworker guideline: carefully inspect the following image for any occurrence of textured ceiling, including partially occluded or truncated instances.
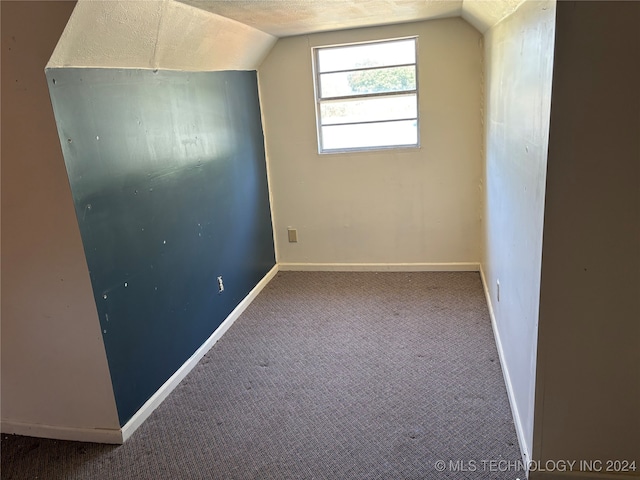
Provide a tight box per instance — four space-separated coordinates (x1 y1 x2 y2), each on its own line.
177 0 464 37
47 0 527 71
176 0 528 37
461 0 528 32
48 0 276 70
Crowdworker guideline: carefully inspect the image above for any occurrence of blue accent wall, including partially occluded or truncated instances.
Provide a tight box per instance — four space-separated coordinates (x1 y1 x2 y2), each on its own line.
47 69 275 425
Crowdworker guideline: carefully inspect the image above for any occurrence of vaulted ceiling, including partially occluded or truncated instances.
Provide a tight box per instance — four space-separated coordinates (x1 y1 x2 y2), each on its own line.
176 0 527 36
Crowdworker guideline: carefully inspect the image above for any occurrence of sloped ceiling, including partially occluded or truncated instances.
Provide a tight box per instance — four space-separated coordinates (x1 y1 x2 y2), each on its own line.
178 0 462 37
47 0 276 70
47 0 527 71
177 0 527 37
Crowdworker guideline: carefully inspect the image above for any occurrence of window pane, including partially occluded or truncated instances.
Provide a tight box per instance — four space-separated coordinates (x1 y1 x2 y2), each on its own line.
317 38 415 73
320 94 417 125
321 120 418 151
319 66 416 98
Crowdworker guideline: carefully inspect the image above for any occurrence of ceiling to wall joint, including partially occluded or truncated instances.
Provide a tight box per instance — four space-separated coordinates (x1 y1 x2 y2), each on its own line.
176 0 527 37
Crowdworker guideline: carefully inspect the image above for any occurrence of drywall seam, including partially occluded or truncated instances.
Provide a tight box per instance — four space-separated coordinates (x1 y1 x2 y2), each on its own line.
150 0 169 69
0 421 123 445
121 265 279 441
154 0 277 71
278 263 480 272
46 66 245 72
46 0 276 71
480 266 530 467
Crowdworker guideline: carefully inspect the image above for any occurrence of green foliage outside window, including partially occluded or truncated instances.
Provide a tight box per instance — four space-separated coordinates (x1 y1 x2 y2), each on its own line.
347 65 415 94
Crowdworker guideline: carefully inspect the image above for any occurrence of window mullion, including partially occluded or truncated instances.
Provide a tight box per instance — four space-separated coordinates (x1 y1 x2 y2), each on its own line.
321 117 417 128
320 90 417 102
318 63 416 75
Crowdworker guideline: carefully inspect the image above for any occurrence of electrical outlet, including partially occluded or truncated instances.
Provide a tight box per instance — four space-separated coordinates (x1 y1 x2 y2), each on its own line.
287 227 298 243
217 276 224 294
496 279 500 302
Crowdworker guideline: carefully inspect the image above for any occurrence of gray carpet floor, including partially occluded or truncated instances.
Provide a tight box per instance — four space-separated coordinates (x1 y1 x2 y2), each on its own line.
1 272 525 479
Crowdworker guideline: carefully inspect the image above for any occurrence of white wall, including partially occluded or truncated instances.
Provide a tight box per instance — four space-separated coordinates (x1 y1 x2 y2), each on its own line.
1 1 121 442
481 0 556 463
48 0 276 71
532 1 640 475
259 18 483 267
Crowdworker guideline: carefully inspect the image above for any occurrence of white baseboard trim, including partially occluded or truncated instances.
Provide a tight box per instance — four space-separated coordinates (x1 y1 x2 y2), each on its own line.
479 265 531 471
121 264 279 442
0 419 123 444
278 262 480 272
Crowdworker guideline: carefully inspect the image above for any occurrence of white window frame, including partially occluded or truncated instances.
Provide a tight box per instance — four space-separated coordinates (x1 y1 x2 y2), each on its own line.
312 36 420 154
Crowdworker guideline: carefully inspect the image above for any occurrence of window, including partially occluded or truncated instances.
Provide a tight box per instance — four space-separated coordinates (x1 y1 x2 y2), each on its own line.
313 37 419 153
